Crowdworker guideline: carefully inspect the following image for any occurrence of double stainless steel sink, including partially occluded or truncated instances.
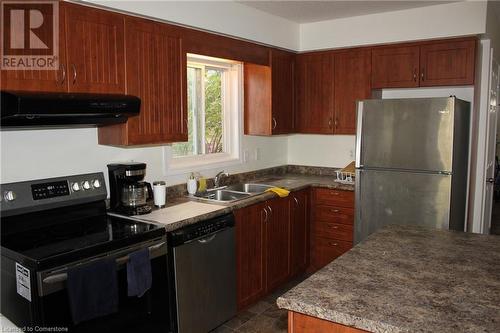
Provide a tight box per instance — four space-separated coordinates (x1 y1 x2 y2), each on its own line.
193 183 275 203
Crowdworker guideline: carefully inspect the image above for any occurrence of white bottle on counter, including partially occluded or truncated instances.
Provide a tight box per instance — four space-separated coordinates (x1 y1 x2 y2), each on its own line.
187 173 197 195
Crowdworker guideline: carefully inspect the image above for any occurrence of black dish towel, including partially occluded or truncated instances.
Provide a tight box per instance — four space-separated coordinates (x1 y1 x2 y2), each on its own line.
127 248 152 297
67 258 118 325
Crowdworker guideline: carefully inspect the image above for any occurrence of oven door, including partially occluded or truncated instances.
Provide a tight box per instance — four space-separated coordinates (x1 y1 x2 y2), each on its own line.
36 237 170 333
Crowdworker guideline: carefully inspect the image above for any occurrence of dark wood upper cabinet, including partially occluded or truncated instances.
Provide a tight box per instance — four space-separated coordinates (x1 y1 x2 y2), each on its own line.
64 3 125 93
244 49 294 136
265 197 291 292
372 37 476 89
334 49 371 134
372 45 420 89
290 189 309 276
295 52 335 134
235 202 267 310
419 39 476 87
271 49 295 134
98 18 186 145
244 63 272 136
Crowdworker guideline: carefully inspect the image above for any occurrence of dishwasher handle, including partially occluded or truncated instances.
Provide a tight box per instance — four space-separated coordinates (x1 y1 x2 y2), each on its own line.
198 234 217 244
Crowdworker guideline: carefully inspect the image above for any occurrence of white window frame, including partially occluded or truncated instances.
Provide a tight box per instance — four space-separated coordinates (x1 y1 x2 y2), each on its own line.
164 55 243 176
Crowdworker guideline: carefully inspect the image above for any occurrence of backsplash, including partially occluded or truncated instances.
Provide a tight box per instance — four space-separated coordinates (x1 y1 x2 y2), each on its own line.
165 164 342 200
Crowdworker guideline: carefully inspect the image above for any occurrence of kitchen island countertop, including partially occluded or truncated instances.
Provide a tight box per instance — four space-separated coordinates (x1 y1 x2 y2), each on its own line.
277 225 500 333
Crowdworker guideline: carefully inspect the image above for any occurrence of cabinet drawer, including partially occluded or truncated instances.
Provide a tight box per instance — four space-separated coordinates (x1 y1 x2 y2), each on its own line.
315 188 354 207
313 222 353 242
311 237 352 268
315 205 354 225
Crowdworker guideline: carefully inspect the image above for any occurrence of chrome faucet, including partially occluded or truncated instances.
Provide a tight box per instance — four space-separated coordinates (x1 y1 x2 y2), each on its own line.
214 171 229 188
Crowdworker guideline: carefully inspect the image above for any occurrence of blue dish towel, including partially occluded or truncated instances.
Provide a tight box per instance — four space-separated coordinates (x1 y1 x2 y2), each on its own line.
67 259 118 324
127 248 152 297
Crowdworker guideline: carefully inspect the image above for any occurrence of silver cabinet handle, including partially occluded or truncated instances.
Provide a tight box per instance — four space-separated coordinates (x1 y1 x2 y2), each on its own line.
328 242 338 247
57 63 66 85
262 207 269 222
413 68 417 82
272 117 277 130
71 64 77 84
334 118 338 128
267 205 272 216
331 209 340 213
328 118 332 128
293 197 299 206
420 69 424 81
327 224 339 229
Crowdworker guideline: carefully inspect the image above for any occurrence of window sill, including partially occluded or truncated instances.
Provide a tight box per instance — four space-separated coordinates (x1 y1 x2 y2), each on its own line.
164 152 242 176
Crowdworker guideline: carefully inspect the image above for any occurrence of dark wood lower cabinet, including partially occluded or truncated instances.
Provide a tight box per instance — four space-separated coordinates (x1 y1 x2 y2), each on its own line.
235 189 310 310
290 190 309 276
234 202 267 310
309 188 355 273
265 196 291 292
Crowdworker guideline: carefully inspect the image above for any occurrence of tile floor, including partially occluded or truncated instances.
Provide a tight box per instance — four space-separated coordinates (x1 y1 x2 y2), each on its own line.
211 274 309 333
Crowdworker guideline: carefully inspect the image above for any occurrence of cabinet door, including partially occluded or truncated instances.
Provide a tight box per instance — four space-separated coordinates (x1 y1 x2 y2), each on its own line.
419 39 475 87
1 3 67 92
235 202 267 310
295 53 334 134
244 63 272 136
265 197 291 292
290 190 309 276
64 3 125 93
126 18 186 144
334 49 371 134
98 18 187 145
371 46 419 89
271 49 294 134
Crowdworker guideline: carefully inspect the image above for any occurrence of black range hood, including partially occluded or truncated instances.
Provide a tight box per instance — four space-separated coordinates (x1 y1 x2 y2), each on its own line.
1 91 140 129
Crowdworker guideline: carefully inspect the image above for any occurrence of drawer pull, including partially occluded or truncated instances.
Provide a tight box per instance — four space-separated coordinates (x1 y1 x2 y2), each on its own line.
330 192 340 196
329 242 338 246
331 209 340 213
327 224 338 229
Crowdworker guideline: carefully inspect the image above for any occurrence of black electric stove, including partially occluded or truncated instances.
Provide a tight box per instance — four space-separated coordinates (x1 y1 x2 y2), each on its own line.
0 173 170 332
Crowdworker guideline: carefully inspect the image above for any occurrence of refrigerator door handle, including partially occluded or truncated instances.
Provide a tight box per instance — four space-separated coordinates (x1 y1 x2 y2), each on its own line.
355 101 364 168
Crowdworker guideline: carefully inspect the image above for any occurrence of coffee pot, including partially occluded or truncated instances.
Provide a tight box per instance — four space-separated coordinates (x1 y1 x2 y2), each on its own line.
107 162 153 215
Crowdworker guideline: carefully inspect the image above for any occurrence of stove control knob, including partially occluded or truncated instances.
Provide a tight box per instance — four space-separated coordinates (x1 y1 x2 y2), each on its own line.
71 182 80 192
92 179 101 188
4 190 16 202
82 180 91 190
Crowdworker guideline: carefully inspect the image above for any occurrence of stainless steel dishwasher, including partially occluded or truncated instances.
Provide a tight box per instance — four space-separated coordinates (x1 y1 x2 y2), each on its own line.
168 213 236 333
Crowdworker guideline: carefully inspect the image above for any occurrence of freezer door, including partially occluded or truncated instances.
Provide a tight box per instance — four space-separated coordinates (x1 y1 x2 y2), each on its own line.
354 169 452 244
356 98 455 172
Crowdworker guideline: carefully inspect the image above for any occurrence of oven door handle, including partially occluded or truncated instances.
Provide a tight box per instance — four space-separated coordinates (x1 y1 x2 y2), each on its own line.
42 241 166 285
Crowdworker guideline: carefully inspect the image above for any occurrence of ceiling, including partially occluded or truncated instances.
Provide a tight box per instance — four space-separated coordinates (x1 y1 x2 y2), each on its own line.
239 1 459 23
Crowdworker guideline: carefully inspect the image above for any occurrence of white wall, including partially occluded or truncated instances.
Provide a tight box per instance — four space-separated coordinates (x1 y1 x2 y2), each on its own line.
287 135 355 168
0 129 288 189
299 1 487 51
86 0 299 51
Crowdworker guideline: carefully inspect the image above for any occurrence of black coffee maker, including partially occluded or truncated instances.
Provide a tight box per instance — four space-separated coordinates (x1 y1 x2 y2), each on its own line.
107 162 153 215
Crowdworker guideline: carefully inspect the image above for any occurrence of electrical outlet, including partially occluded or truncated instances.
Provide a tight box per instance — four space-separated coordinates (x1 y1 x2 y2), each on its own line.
254 148 261 161
349 149 354 158
243 150 250 163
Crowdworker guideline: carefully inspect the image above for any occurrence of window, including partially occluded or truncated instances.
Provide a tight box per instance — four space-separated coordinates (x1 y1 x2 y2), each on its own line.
166 54 242 174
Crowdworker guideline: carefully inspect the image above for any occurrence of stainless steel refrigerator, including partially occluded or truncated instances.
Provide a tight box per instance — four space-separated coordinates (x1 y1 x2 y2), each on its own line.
354 97 470 244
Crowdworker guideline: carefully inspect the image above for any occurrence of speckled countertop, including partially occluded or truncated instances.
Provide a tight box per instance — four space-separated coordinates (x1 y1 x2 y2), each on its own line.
277 225 500 333
126 173 353 232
